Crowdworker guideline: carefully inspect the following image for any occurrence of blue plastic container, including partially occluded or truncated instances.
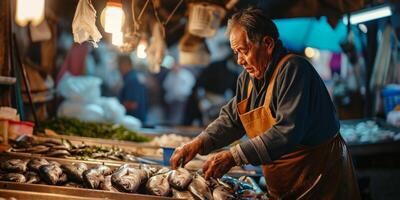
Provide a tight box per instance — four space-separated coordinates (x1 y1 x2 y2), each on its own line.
162 147 176 166
382 85 400 114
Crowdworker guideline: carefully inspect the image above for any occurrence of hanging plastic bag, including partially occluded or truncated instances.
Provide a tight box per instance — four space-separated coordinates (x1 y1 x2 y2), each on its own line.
146 23 166 73
72 0 102 47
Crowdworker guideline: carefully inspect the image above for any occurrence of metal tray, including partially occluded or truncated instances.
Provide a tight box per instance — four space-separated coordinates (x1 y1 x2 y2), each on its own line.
0 182 178 200
0 153 178 200
0 188 103 200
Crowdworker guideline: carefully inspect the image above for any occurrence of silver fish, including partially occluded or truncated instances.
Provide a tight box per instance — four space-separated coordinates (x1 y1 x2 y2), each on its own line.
213 186 235 200
111 164 147 193
82 165 111 189
188 174 213 200
238 176 263 194
46 149 71 157
27 158 49 172
140 164 159 178
172 188 196 200
146 173 171 196
15 134 35 148
1 173 26 183
39 164 63 185
1 159 27 173
42 138 63 145
168 168 192 190
61 163 88 183
50 144 71 151
82 168 104 189
94 165 112 176
25 171 40 184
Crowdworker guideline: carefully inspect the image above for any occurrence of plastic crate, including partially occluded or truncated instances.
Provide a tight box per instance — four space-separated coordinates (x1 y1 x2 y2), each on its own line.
382 85 400 114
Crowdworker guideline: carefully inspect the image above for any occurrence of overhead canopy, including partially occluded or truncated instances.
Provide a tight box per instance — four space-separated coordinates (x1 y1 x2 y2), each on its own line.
49 0 368 46
274 17 364 52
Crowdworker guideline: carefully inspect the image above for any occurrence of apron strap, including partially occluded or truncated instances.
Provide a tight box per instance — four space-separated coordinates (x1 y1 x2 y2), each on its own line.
264 54 295 106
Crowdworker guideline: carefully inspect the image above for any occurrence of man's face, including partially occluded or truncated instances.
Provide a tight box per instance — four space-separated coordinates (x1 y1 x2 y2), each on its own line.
229 25 272 80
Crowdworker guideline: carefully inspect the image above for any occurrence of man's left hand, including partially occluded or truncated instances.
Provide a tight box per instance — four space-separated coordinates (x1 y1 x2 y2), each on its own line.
203 150 236 179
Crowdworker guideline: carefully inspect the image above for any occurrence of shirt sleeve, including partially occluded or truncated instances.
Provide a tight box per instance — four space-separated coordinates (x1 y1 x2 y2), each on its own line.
239 57 312 165
197 74 246 155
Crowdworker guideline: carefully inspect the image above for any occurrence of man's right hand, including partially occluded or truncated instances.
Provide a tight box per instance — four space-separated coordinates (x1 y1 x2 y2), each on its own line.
170 137 204 169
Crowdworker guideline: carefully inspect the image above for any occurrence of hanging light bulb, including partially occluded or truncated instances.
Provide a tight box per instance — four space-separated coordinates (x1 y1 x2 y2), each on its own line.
16 0 45 27
112 32 123 46
100 0 125 34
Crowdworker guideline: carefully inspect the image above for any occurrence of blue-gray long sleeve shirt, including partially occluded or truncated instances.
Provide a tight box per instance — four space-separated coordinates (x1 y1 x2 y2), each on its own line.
198 41 339 165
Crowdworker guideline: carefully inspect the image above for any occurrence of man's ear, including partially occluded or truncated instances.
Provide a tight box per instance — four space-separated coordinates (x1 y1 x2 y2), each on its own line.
263 36 275 53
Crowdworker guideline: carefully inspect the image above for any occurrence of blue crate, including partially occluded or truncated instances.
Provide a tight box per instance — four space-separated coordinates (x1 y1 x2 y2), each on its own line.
382 85 400 114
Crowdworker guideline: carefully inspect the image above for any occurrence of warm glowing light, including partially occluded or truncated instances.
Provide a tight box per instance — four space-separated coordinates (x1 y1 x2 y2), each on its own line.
137 41 147 59
112 32 123 46
101 1 125 33
16 0 45 27
305 47 315 58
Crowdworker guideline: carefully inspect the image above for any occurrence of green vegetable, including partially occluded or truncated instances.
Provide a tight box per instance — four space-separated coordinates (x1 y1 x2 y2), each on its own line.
38 117 150 142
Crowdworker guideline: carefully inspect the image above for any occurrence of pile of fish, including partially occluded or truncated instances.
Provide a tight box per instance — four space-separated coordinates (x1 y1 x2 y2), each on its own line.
0 157 266 199
9 135 142 163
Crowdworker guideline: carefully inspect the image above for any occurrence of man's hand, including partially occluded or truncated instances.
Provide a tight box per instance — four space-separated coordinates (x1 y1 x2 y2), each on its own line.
170 138 203 169
203 150 236 179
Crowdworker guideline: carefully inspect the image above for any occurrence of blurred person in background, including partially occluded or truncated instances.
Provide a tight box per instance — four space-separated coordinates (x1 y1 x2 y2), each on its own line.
118 55 148 123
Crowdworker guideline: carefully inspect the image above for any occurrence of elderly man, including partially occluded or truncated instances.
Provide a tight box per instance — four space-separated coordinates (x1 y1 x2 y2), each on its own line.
170 7 360 199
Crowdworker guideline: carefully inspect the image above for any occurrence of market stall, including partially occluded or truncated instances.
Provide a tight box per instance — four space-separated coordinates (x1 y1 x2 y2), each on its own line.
1 0 400 199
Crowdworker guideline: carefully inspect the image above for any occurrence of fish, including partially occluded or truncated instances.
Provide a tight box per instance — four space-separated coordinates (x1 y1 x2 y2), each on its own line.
172 188 196 200
0 173 26 183
24 171 40 184
213 186 235 200
39 164 63 185
140 164 159 178
111 164 147 193
82 165 112 189
188 174 213 200
61 163 88 183
29 145 51 153
168 168 192 190
95 165 112 176
100 175 119 192
146 173 171 196
46 149 71 157
1 159 28 173
238 176 263 194
50 144 71 151
42 138 63 146
27 158 49 172
14 134 35 148
82 168 104 189
12 145 50 153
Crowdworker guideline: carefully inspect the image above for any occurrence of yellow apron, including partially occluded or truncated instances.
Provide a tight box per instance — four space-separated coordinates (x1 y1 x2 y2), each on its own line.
237 54 360 199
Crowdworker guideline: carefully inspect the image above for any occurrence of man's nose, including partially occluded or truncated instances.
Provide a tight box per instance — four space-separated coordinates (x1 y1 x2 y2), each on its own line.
237 54 245 66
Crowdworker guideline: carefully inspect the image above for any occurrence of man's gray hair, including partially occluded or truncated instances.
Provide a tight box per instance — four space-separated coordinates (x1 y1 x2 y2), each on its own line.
226 7 279 43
